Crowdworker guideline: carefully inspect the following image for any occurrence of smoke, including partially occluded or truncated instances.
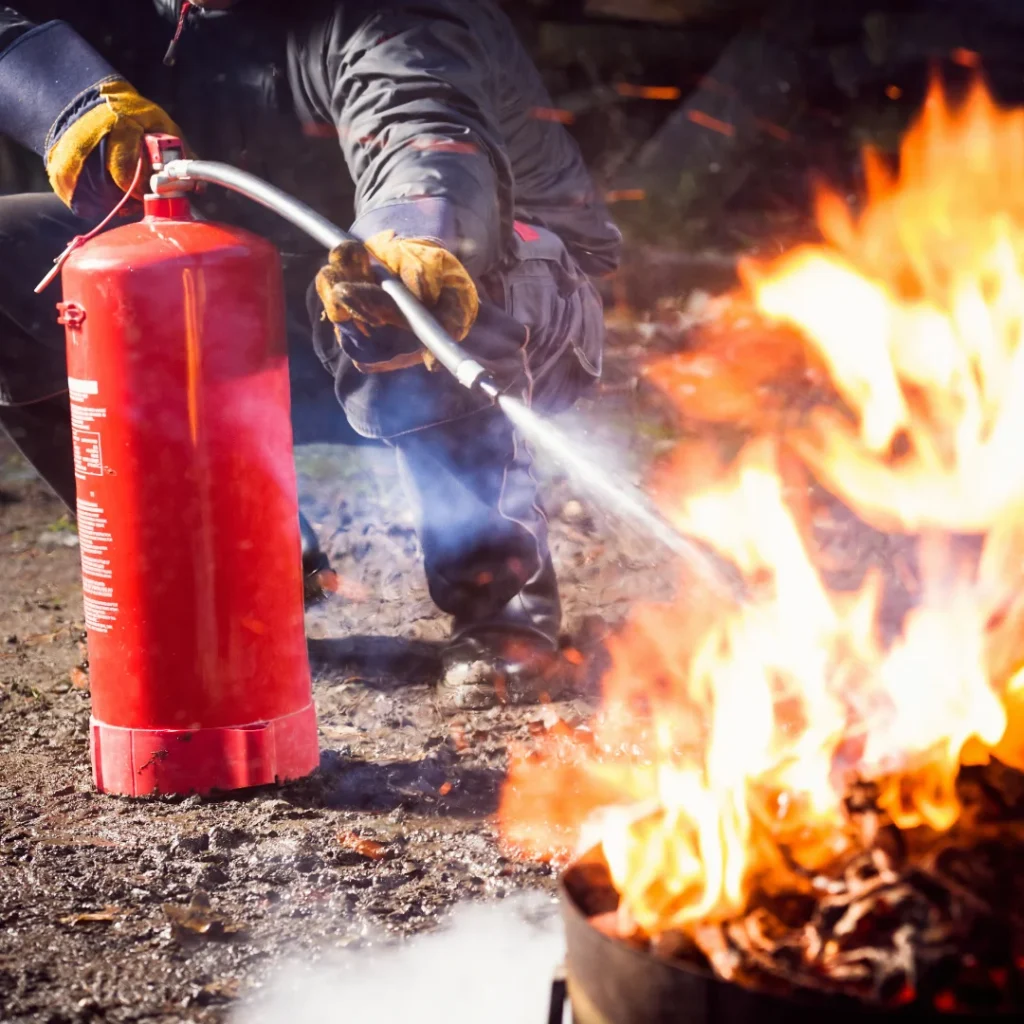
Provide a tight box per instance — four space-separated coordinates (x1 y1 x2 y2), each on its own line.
234 892 566 1024
500 395 736 596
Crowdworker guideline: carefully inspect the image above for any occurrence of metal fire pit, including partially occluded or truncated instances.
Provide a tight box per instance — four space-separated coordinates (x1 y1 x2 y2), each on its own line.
555 854 1011 1024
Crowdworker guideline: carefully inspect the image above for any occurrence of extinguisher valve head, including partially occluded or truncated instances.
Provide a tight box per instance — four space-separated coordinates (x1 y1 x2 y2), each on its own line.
144 133 186 172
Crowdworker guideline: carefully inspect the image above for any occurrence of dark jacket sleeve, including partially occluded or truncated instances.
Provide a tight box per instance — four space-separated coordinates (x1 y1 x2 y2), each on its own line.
0 7 33 47
326 6 512 278
0 9 121 157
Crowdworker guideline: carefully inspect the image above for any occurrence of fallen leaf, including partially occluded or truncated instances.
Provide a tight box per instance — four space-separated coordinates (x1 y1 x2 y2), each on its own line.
321 726 361 743
69 666 89 690
200 977 241 1002
60 906 122 925
339 675 372 686
21 630 61 646
336 831 387 860
163 891 245 939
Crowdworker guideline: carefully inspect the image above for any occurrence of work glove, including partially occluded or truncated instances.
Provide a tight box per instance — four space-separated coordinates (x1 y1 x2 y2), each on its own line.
315 231 479 372
45 79 187 210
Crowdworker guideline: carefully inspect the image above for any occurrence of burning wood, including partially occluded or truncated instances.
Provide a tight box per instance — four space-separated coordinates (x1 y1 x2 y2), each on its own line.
568 764 1024 1012
731 799 1021 1008
502 77 1024 1017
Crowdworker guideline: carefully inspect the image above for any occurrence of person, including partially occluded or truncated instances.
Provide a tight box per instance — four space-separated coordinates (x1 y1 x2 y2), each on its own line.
0 0 621 709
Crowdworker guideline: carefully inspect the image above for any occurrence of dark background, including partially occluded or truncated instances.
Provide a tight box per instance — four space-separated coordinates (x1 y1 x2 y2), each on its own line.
4 1 1024 226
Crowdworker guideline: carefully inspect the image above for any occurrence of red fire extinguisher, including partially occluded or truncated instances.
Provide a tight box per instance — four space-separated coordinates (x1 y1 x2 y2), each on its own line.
57 138 319 797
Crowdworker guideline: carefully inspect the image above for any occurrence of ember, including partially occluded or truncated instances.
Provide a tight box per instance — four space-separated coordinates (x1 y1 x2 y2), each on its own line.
502 77 1024 1013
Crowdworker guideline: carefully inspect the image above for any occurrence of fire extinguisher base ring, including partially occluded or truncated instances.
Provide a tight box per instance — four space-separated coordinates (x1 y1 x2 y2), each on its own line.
89 702 320 798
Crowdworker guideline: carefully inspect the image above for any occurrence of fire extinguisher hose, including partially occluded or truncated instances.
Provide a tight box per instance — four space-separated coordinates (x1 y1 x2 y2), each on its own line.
149 157 749 605
151 158 499 399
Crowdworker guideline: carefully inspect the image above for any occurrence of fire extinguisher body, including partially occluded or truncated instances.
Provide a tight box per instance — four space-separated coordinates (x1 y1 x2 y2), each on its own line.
59 194 319 797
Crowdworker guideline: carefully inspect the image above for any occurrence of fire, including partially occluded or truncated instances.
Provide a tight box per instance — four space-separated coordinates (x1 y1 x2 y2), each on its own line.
500 78 1024 939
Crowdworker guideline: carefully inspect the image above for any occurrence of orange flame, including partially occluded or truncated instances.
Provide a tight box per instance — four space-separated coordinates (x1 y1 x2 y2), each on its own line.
500 78 1024 938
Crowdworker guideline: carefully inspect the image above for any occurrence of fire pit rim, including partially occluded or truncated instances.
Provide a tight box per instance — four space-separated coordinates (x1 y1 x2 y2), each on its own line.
558 849 1015 1022
559 852 851 1016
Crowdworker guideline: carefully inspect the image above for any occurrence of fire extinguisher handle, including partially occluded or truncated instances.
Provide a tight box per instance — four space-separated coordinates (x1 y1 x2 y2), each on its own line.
151 158 499 400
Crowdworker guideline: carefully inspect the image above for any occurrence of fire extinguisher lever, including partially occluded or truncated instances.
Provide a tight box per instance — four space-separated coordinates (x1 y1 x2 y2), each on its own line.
144 134 186 172
150 157 499 401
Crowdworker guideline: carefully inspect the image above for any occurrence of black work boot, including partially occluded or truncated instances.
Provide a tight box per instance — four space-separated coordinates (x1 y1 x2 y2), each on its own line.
300 511 337 607
392 408 575 710
438 555 569 710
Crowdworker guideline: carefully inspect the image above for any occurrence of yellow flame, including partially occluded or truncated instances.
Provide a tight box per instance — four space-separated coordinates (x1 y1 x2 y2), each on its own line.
500 78 1024 937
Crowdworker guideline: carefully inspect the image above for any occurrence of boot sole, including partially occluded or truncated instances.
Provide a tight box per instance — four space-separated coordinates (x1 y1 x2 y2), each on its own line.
436 656 573 712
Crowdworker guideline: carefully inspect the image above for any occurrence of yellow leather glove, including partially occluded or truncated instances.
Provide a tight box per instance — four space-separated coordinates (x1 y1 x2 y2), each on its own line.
315 230 480 372
45 79 188 208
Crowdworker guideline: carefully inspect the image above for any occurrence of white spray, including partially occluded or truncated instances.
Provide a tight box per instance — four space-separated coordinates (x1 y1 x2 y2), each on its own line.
234 893 566 1024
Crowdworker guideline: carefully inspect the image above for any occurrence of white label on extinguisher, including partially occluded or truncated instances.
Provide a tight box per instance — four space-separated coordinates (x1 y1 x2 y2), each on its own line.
83 596 119 633
68 377 98 402
70 404 107 479
82 578 114 598
77 499 118 633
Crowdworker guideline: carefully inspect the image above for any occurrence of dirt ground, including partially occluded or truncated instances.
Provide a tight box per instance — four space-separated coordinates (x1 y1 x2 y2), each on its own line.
0 315 698 1023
